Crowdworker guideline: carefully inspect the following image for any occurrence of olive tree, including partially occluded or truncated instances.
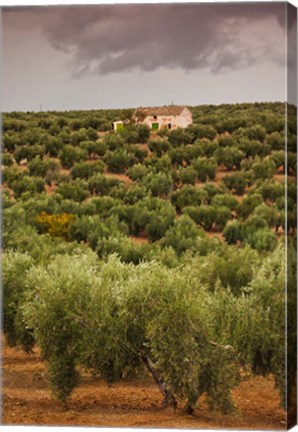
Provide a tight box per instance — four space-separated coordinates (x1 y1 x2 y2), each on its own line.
56 179 89 202
28 156 59 178
211 193 238 211
60 145 88 169
162 215 204 255
178 166 197 185
170 185 208 211
192 157 217 182
221 173 249 195
141 172 173 197
3 251 35 352
148 138 170 157
71 160 104 179
104 149 137 173
251 157 276 180
214 147 245 170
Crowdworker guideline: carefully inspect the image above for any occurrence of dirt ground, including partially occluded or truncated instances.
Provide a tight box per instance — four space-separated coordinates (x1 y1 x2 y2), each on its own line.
1 339 286 429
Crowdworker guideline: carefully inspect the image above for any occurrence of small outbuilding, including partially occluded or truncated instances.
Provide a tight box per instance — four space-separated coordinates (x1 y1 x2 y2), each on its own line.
112 120 124 132
133 105 192 131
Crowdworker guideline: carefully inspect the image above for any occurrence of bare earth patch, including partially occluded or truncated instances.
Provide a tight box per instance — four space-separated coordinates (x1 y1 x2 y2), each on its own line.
104 170 132 185
2 338 285 429
274 173 296 182
129 235 149 245
206 231 224 242
45 182 57 195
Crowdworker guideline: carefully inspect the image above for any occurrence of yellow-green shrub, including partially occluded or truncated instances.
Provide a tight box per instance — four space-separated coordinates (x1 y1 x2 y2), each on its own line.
36 211 75 239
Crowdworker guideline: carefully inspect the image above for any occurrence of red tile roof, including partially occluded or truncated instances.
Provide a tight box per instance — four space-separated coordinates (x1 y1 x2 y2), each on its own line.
134 105 188 118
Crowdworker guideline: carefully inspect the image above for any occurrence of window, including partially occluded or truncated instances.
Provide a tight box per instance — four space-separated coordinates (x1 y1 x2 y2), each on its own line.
168 123 172 129
153 115 157 119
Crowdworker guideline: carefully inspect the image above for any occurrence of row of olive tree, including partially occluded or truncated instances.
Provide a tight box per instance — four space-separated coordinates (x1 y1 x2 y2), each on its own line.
2 242 288 414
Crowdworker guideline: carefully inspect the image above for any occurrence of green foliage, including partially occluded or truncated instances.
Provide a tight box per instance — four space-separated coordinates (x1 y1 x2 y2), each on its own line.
2 104 294 413
223 221 245 245
137 124 151 143
256 180 285 203
11 175 45 198
252 203 279 228
3 252 35 352
183 205 215 230
162 215 204 255
168 128 194 147
245 228 278 252
192 124 217 140
237 194 264 219
2 152 14 167
71 160 104 179
104 133 125 150
214 146 245 170
271 150 285 172
236 125 266 142
265 132 285 150
192 157 217 182
209 245 286 404
191 245 259 295
104 149 137 173
127 163 150 181
221 173 249 195
239 138 270 158
171 185 208 211
60 145 88 169
14 144 46 164
178 166 197 185
202 182 226 203
119 125 150 144
88 174 121 196
69 214 127 249
183 205 231 231
19 254 239 409
169 146 190 166
128 144 148 163
211 193 238 211
135 198 176 241
79 140 107 158
28 156 59 177
148 138 169 156
70 128 90 146
216 134 237 148
22 252 99 400
56 179 89 202
141 172 173 197
145 154 172 173
251 156 276 180
288 152 297 174
3 166 26 188
198 139 219 158
3 132 18 152
44 136 64 157
47 353 80 401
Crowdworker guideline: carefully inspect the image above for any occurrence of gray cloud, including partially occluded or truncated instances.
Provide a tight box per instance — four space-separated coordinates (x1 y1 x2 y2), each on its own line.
3 3 288 77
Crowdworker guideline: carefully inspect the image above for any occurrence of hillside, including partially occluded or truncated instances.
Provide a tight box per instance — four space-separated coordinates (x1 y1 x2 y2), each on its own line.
2 102 297 427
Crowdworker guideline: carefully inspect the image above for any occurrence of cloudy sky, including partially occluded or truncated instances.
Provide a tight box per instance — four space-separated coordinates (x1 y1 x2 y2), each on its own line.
1 2 297 112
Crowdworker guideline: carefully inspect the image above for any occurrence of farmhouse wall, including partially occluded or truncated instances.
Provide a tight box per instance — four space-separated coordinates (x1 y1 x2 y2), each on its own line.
134 106 193 130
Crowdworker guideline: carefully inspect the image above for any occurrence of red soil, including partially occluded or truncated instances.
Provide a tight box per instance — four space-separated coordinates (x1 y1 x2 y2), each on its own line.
129 235 149 245
104 170 132 185
2 338 286 429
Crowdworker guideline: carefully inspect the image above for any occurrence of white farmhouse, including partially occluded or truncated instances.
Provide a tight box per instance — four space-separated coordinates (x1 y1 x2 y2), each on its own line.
133 105 192 131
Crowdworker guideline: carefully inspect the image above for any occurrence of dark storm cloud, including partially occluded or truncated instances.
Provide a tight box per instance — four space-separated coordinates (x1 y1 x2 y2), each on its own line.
3 3 288 77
